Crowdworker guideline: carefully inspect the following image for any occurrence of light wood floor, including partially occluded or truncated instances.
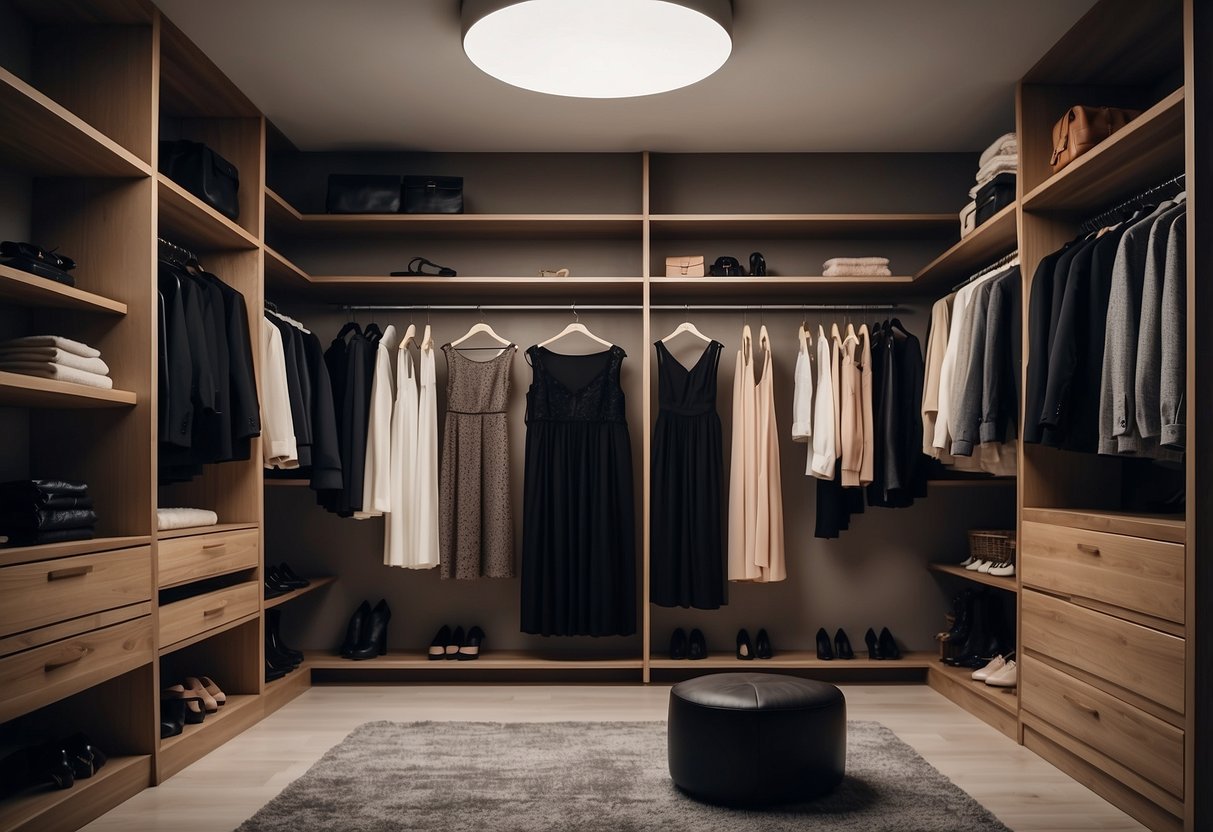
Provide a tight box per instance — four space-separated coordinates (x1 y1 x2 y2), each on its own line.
83 683 1145 832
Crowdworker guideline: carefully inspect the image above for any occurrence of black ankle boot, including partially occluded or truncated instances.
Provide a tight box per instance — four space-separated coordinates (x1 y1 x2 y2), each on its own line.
816 627 835 660
941 591 974 642
266 609 304 663
340 601 371 657
349 599 390 660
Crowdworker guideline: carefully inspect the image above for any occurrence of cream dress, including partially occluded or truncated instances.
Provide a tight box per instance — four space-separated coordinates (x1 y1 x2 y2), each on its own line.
413 327 441 568
384 332 419 567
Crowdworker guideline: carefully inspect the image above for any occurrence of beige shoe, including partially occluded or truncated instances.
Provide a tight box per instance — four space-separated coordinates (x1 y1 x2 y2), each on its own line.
985 659 1018 687
198 675 226 706
184 677 219 712
971 654 1005 681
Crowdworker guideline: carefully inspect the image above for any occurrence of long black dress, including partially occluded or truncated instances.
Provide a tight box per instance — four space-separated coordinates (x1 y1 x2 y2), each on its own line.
520 345 636 637
650 339 725 609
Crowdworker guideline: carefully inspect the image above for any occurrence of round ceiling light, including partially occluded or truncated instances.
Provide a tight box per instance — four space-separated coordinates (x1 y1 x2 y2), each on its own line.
462 0 733 99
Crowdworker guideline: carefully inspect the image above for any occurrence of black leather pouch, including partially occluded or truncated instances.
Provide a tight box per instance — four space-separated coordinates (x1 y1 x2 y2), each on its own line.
159 140 240 219
403 175 463 214
709 256 745 277
0 241 76 286
326 174 402 214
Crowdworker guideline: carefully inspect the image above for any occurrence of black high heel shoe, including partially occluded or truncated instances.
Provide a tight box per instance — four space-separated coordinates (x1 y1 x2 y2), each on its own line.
348 599 391 660
62 733 105 779
269 564 308 590
447 626 465 660
688 629 707 660
878 627 901 660
749 251 767 276
277 562 311 587
834 628 854 660
429 625 452 660
816 627 835 660
864 627 883 660
458 626 485 660
339 600 371 657
736 628 754 660
669 628 687 660
755 628 773 659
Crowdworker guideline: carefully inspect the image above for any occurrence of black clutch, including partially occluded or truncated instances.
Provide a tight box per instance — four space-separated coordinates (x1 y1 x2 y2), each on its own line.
403 175 463 214
326 174 402 214
159 140 240 220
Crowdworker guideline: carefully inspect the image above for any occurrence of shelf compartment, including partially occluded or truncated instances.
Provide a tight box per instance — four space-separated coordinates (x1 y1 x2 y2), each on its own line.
913 202 1017 290
649 213 956 239
0 265 127 315
264 245 310 292
157 692 262 781
648 650 933 671
1021 89 1185 216
0 371 136 408
1020 507 1184 544
649 275 914 301
157 174 259 252
0 535 151 568
0 753 151 832
927 661 1018 740
298 275 645 304
0 66 150 178
306 649 643 672
264 575 336 610
928 562 1018 593
156 522 258 541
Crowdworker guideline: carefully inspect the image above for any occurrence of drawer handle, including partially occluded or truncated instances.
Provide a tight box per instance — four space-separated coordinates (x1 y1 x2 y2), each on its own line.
201 543 227 555
1062 693 1101 718
202 601 229 617
1076 543 1101 556
43 646 90 671
47 565 94 581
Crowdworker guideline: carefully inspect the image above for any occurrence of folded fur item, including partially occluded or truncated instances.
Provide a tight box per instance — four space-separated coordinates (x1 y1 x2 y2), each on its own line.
823 256 889 269
0 362 114 389
978 132 1018 169
0 508 98 532
823 264 893 277
0 347 109 375
157 507 219 531
0 335 100 358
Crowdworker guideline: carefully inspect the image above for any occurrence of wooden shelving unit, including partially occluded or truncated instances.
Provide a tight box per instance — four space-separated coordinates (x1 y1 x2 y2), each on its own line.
913 202 1018 290
156 693 262 781
0 754 152 832
1020 507 1185 544
263 245 310 291
928 662 1018 740
648 213 956 238
0 265 128 314
929 562 1018 593
157 174 259 252
306 649 644 672
0 371 136 408
264 575 336 609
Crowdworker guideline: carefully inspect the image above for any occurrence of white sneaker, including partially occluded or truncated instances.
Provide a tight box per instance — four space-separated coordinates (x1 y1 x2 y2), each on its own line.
964 559 987 572
988 562 1015 577
971 655 1005 681
958 556 976 568
985 659 1018 687
977 560 994 573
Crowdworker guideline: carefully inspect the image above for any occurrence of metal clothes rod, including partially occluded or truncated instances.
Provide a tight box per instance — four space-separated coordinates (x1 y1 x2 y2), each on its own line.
339 303 902 312
1080 171 1186 233
950 249 1020 292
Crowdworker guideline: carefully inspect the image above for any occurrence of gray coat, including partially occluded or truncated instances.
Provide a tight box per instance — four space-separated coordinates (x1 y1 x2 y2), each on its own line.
1160 213 1187 450
1133 202 1186 445
951 278 997 456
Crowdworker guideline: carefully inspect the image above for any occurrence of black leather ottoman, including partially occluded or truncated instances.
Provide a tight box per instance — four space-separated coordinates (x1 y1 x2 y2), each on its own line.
667 672 846 805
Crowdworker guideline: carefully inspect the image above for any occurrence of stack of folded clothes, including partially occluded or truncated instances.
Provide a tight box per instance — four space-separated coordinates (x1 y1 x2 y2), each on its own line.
962 132 1018 237
0 480 96 546
0 336 112 389
822 256 892 277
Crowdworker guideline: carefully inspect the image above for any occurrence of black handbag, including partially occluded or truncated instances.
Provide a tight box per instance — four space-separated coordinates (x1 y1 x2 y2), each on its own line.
159 140 240 220
326 174 402 214
0 241 76 286
403 176 463 214
709 256 745 277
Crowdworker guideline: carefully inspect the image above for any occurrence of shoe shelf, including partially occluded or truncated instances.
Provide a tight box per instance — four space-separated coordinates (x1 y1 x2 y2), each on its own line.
0 371 136 409
157 693 262 782
1020 507 1185 544
292 275 646 304
158 174 259 253
0 753 151 832
929 562 1018 593
647 213 956 239
156 522 259 540
0 65 151 179
0 535 151 568
912 202 1017 292
1021 88 1185 216
0 265 128 315
928 661 1018 741
261 662 313 712
305 649 643 672
648 276 915 301
264 575 337 610
648 650 934 672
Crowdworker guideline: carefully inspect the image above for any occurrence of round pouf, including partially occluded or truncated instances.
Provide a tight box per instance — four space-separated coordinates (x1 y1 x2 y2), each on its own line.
668 672 846 805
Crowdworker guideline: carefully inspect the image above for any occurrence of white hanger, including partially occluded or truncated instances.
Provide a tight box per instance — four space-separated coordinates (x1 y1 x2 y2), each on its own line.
421 323 434 350
538 305 612 349
661 320 711 343
399 323 417 349
450 308 510 354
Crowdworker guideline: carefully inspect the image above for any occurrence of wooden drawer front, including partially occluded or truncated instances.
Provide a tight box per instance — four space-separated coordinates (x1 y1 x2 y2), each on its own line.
1021 656 1183 797
158 528 258 588
159 582 259 648
1021 521 1184 624
0 547 150 638
0 615 153 723
1022 589 1184 716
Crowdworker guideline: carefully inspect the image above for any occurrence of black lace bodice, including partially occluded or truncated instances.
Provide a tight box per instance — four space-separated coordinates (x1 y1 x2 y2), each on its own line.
525 345 627 423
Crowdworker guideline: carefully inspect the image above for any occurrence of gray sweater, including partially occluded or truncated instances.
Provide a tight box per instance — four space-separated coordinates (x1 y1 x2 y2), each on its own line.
1160 213 1187 450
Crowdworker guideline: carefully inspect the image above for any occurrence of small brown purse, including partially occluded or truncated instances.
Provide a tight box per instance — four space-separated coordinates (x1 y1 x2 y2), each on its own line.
1049 105 1141 174
665 256 705 277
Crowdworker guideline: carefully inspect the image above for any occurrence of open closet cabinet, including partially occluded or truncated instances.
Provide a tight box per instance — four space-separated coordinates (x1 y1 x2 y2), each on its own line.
0 0 1206 830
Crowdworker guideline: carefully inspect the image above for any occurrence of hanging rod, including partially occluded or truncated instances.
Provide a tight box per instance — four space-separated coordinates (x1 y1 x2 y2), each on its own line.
1080 171 1186 234
951 249 1020 292
157 236 198 265
338 303 902 313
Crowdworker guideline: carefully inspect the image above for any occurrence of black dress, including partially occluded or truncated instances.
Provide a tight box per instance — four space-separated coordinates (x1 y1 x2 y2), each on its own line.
650 339 725 609
521 345 636 637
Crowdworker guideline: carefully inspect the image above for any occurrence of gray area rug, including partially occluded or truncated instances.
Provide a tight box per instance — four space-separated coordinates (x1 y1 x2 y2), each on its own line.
235 720 1011 831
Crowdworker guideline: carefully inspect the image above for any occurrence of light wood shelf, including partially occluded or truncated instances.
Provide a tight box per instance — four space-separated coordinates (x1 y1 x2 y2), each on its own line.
928 661 1018 740
0 753 151 832
264 576 336 610
648 649 934 670
295 275 645 303
0 371 135 408
929 562 1018 593
0 535 151 568
157 174 259 253
1021 88 1185 216
305 649 643 671
156 522 259 540
263 245 310 291
913 202 1017 290
0 65 150 178
156 693 263 781
927 477 1016 487
648 213 956 239
263 478 310 487
1020 507 1184 544
649 275 915 300
0 265 127 314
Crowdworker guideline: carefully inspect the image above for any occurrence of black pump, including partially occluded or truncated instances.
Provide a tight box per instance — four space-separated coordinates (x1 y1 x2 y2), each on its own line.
447 626 465 660
878 627 901 660
755 628 773 659
458 626 485 660
429 625 452 660
348 599 391 660
736 628 754 660
864 627 882 660
834 628 854 660
669 628 688 660
816 627 835 660
688 629 707 660
339 600 371 657
749 251 767 276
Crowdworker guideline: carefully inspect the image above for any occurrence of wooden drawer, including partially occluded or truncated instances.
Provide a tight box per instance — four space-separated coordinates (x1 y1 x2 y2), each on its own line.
0 546 150 638
0 614 153 723
1021 521 1184 624
159 581 259 648
158 528 258 588
1022 589 1184 716
1021 655 1183 798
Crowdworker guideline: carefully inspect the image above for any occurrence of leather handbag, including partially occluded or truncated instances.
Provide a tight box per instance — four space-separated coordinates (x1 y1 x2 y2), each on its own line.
326 174 401 214
0 241 75 286
665 256 705 277
403 176 463 214
1049 105 1141 173
159 140 240 219
709 256 745 277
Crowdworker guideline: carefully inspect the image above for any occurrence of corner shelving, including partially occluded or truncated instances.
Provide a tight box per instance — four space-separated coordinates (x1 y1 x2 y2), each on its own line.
929 562 1018 593
649 275 914 300
913 202 1018 291
305 649 643 672
648 650 933 672
0 265 128 314
158 174 259 252
927 662 1018 740
0 371 136 408
648 213 956 238
264 575 336 609
264 245 310 291
292 275 645 303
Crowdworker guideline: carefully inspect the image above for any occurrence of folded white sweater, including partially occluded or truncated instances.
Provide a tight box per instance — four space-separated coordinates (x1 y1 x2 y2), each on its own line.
0 335 100 358
823 257 889 269
823 264 893 277
978 132 1018 169
157 507 219 531
0 361 114 389
0 347 109 375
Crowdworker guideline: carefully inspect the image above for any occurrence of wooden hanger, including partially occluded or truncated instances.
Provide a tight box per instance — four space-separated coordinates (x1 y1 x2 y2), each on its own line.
399 323 417 349
661 320 711 343
421 323 434 350
538 306 612 349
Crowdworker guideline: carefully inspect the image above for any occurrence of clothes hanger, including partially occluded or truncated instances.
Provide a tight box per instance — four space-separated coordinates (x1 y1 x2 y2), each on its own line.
538 304 612 349
336 321 362 338
400 323 417 349
451 307 511 352
661 320 711 344
421 323 434 350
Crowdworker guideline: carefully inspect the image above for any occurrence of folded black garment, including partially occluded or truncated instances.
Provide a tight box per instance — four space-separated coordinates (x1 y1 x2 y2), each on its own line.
35 494 94 510
0 508 98 532
0 527 95 547
0 479 90 500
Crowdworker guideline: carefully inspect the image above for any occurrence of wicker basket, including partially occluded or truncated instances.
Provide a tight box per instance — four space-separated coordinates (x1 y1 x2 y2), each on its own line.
967 529 1016 565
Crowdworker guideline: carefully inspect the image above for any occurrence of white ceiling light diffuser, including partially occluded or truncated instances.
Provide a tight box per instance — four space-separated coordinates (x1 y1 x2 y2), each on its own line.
462 0 733 99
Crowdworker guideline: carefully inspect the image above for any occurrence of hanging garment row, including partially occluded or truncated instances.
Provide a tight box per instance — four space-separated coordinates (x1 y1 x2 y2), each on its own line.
157 242 260 484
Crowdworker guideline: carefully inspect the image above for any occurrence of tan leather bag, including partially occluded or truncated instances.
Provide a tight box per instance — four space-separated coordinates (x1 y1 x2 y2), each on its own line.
665 256 705 277
1049 105 1141 173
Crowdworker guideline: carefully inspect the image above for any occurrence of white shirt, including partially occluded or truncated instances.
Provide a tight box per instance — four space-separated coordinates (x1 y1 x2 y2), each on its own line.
260 318 298 469
810 326 836 479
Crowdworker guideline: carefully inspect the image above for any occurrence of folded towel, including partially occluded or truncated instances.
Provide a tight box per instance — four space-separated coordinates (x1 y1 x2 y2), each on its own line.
0 527 95 547
0 335 100 358
978 132 1018 169
823 264 893 277
0 362 114 389
0 508 98 532
823 257 889 269
0 347 109 375
157 507 219 531
0 479 89 500
960 200 978 238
